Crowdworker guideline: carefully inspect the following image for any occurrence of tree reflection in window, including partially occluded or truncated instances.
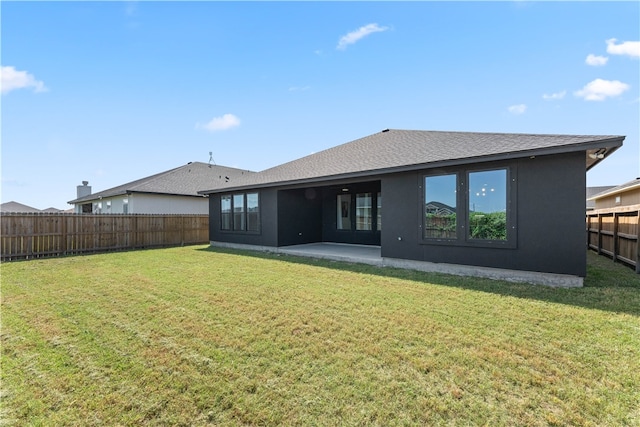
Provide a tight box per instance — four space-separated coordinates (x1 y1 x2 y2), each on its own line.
468 169 507 240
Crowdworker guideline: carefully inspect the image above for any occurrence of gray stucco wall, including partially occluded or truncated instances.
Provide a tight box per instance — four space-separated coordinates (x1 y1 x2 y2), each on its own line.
209 188 279 247
277 188 323 246
381 152 587 277
209 151 587 277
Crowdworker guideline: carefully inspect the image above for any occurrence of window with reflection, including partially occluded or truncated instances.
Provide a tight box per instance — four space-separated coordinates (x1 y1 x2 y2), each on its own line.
424 174 457 239
233 194 245 231
423 167 512 245
221 196 232 230
246 193 260 232
337 194 351 230
377 192 382 231
468 169 507 241
356 193 372 230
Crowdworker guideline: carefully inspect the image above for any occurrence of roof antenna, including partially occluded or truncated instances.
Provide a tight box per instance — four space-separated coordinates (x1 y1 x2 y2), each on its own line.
208 151 216 168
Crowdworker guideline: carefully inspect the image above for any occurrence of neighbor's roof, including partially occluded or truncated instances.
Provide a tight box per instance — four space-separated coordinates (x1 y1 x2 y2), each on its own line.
0 201 41 213
200 129 624 194
586 186 616 209
69 162 254 204
587 177 640 201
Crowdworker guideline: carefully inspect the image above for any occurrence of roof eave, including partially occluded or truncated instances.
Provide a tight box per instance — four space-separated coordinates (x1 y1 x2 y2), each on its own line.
587 181 640 201
585 140 624 172
128 190 208 198
69 189 208 204
67 189 129 204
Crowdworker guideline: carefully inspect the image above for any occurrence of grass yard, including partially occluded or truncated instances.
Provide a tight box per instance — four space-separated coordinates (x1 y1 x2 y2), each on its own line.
1 246 639 426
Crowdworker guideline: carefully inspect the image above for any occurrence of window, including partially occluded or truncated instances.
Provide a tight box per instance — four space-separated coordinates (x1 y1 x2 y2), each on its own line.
356 193 372 230
377 192 382 231
221 195 232 230
221 193 260 233
423 167 512 245
246 193 260 232
468 169 507 241
424 174 457 239
233 194 245 231
337 194 351 230
123 198 128 214
337 192 381 232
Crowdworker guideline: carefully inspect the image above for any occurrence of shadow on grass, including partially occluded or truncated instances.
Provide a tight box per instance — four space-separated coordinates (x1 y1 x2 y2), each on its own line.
197 246 640 317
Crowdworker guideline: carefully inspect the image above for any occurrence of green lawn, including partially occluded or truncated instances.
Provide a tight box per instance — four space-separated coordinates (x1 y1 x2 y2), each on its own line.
1 246 639 426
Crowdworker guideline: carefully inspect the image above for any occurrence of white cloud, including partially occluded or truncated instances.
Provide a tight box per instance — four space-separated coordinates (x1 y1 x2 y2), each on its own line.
507 104 527 115
542 90 566 100
124 1 137 17
1 66 47 95
337 23 389 50
196 114 241 132
574 78 630 101
288 86 310 92
1 177 27 187
606 38 640 58
585 54 608 66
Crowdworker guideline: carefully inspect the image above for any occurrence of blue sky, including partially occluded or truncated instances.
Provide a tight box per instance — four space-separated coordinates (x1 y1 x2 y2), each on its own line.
2 1 639 210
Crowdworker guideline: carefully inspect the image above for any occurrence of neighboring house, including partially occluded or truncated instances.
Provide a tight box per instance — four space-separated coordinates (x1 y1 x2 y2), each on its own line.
200 129 624 285
425 201 456 216
588 177 640 210
0 201 41 213
68 162 253 214
586 186 615 211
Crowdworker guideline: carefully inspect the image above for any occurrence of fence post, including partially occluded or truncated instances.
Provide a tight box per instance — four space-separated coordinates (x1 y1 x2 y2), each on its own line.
636 209 640 273
613 212 619 264
597 213 602 255
181 216 185 246
586 214 591 249
61 213 67 255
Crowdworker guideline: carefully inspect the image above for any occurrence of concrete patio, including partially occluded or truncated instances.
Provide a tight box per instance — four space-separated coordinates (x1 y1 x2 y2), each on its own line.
278 242 382 265
209 241 583 287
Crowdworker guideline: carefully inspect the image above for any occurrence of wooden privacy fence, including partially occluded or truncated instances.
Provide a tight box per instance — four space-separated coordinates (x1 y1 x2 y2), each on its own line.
0 213 209 261
586 205 640 273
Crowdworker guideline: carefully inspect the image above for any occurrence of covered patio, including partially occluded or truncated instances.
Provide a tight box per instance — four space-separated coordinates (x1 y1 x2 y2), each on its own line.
278 242 382 265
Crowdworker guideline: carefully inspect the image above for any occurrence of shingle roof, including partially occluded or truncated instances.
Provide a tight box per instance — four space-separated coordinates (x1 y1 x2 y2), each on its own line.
0 201 41 213
586 186 616 199
201 129 624 194
586 186 616 209
68 162 254 204
587 177 640 201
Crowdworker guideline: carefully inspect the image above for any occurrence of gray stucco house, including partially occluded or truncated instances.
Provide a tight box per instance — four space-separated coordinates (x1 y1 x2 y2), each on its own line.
200 129 624 286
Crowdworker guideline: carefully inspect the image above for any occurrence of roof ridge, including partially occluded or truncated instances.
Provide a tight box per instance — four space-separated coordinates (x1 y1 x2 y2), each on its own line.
123 164 187 191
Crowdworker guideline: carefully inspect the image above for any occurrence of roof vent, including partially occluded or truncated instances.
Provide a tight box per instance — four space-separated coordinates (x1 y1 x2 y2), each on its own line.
382 129 390 133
